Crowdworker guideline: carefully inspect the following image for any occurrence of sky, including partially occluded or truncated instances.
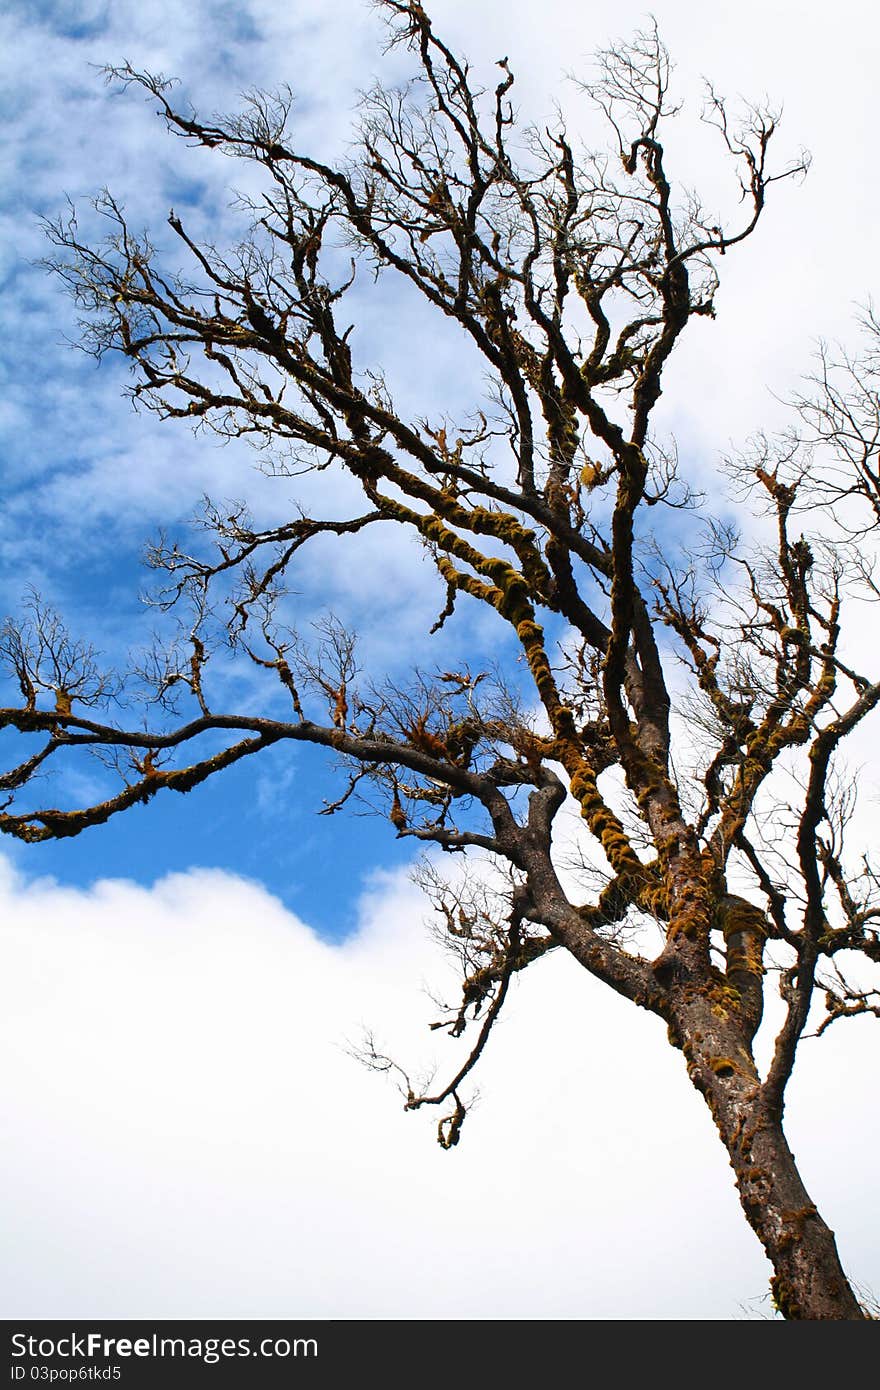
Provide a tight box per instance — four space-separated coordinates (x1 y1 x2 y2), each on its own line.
1 0 879 1321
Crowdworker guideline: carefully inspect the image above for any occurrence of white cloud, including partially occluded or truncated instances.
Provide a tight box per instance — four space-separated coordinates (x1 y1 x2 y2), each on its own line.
3 0 878 639
6 0 879 521
0 853 876 1319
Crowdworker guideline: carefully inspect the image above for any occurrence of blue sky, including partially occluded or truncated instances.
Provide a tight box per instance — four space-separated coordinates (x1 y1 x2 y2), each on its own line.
3 0 875 930
0 0 496 931
2 0 880 1321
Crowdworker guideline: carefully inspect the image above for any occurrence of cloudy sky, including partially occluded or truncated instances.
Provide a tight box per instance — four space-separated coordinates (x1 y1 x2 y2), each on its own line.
1 0 879 1320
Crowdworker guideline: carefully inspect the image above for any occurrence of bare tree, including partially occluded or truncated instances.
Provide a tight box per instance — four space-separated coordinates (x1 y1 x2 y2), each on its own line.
2 0 878 1318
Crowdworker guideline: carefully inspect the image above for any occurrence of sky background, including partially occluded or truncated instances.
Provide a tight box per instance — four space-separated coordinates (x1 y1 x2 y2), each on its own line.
1 0 879 1319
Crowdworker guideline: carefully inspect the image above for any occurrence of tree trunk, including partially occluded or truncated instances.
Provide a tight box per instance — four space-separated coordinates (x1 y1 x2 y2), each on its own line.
667 990 867 1319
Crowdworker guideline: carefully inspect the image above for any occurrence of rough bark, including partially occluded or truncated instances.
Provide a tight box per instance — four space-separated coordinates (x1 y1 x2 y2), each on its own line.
665 969 867 1319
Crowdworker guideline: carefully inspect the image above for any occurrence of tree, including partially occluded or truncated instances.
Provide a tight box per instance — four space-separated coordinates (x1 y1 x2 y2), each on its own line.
2 0 878 1318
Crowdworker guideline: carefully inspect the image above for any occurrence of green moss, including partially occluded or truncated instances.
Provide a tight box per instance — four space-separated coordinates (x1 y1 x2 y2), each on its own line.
568 762 642 874
770 1275 803 1320
709 1056 741 1078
